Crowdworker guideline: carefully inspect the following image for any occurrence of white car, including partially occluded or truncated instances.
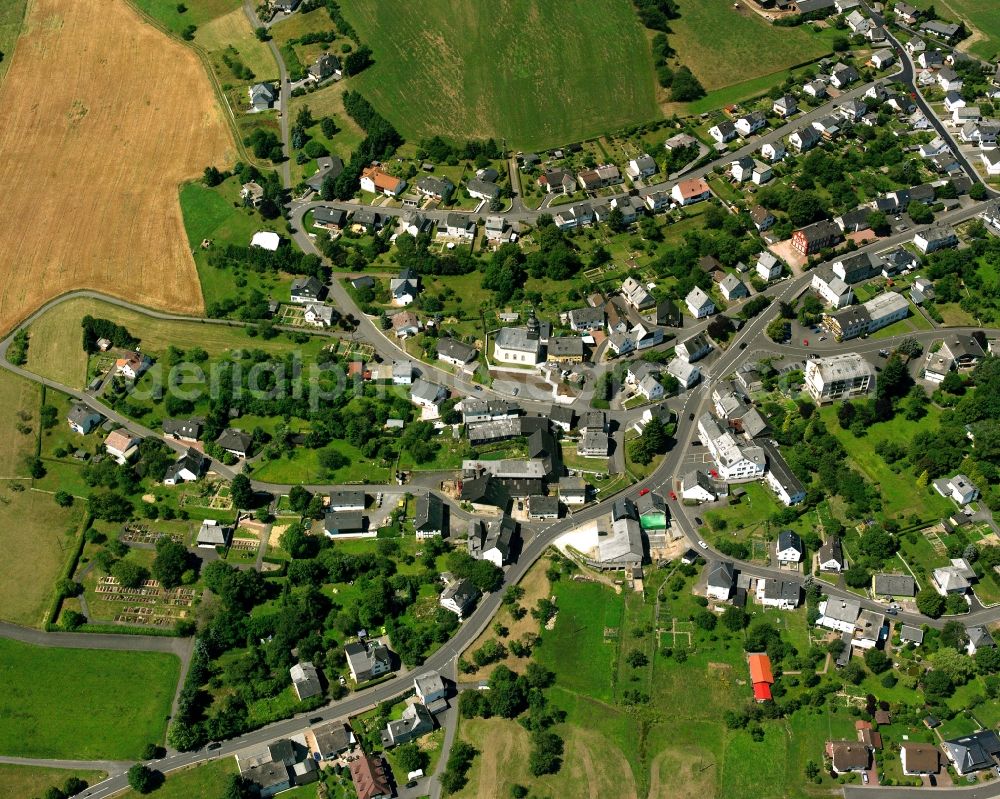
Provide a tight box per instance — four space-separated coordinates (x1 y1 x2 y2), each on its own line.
698 540 708 549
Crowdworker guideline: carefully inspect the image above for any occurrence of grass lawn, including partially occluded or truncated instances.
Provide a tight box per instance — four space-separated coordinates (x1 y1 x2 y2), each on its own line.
113 759 237 799
869 306 932 339
24 295 320 387
669 0 835 92
340 0 659 150
129 0 239 37
0 765 106 799
0 489 84 627
0 638 179 759
196 8 277 79
702 481 783 541
0 0 28 85
0 368 41 477
818 406 955 521
912 0 1000 60
252 439 392 484
179 177 292 311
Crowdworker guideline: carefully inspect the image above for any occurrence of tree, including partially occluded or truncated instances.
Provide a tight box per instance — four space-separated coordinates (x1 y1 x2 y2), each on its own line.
528 729 564 776
54 490 74 507
152 537 190 589
670 66 705 101
864 648 891 674
970 182 988 201
127 764 157 794
931 647 975 684
230 473 253 510
842 660 865 685
625 650 649 668
395 742 428 774
940 620 969 650
976 646 1000 674
916 587 945 618
721 605 748 632
908 201 933 224
62 610 86 630
112 559 149 589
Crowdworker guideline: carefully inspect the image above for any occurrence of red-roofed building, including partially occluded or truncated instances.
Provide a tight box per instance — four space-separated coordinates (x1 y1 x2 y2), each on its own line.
360 165 405 197
671 177 712 206
748 653 774 703
753 682 773 701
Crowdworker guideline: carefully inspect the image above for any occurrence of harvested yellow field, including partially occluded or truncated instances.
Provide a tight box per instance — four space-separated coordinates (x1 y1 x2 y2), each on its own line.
0 0 235 335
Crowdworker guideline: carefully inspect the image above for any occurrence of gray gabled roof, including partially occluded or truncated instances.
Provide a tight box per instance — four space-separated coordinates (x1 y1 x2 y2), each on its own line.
706 560 735 589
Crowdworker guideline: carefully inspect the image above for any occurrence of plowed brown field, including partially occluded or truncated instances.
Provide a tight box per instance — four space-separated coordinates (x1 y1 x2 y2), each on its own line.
0 0 235 333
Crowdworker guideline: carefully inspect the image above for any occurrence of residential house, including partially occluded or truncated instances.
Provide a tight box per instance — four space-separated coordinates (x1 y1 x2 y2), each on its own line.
528 495 560 520
676 332 713 362
627 153 658 179
811 268 854 309
685 287 715 318
644 190 672 212
751 205 776 232
837 98 868 123
360 165 405 197
941 731 1000 776
706 560 736 601
792 219 843 254
568 305 605 332
933 558 977 595
776 530 804 563
468 515 517 566
789 125 822 153
308 52 341 82
249 82 276 111
805 354 876 402
622 277 655 310
827 741 871 775
414 493 444 539
484 215 509 241
719 273 749 301
671 177 712 206
553 202 594 230
163 448 206 486
240 181 264 206
391 310 420 338
381 703 434 748
587 517 644 571
645 298 682 327
982 150 1000 176
467 178 500 200
349 754 393 799
537 169 576 194
442 213 475 239
312 207 347 231
752 160 772 184
305 156 343 193
414 672 448 710
303 304 334 328
323 512 368 538
104 429 140 465
920 19 961 41
708 121 738 143
665 357 699 390
311 722 355 761
290 276 325 304
937 66 964 91
817 597 861 634
870 573 916 599
681 470 717 502
410 379 448 410
439 578 479 617
756 252 783 282
967 626 996 656
345 640 393 683
933 474 980 505
914 224 959 254
415 175 455 202
761 140 786 163
436 337 478 367
833 251 877 283
116 351 151 380
818 538 845 572
871 48 895 69
773 94 798 117
830 63 860 89
698 413 766 481
731 156 755 183
895 2 918 23
290 662 322 701
803 79 827 99
764 443 806 506
559 476 587 506
901 744 941 776
216 428 252 459
735 111 767 137
757 578 801 609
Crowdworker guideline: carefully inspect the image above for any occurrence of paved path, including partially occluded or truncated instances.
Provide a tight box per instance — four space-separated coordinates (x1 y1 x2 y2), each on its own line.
0 756 131 774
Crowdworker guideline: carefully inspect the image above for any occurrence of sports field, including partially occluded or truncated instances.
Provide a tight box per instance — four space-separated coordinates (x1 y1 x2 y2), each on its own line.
670 0 836 91
340 0 659 149
0 638 179 759
0 0 233 335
